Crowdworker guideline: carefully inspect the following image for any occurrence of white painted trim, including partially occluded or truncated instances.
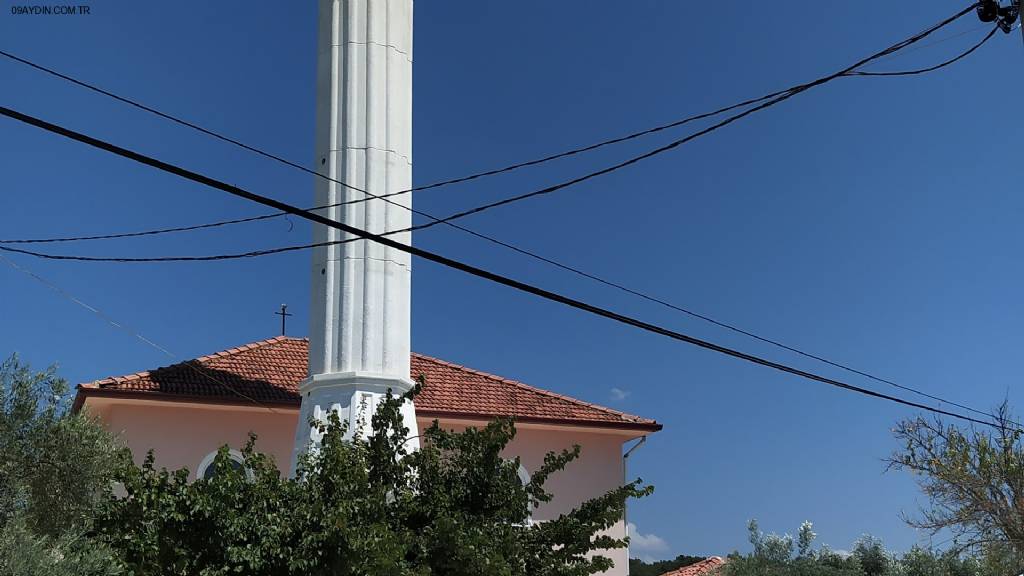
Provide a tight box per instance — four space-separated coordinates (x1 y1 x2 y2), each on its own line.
513 461 534 526
517 463 531 486
299 372 416 395
195 448 251 481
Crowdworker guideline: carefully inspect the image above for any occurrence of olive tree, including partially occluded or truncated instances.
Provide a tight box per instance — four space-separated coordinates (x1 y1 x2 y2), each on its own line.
889 402 1024 563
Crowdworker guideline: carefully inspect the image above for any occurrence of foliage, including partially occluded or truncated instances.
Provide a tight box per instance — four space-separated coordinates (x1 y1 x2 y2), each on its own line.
893 545 984 576
95 386 652 575
0 355 126 575
725 519 863 576
0 517 122 576
852 535 888 576
629 554 706 576
889 401 1024 561
724 520 1013 576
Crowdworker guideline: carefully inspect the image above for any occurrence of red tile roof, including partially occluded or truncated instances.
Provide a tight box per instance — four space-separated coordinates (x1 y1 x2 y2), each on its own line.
75 337 660 432
660 557 726 576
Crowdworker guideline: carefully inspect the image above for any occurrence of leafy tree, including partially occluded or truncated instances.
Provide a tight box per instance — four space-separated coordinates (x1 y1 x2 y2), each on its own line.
852 535 889 576
722 520 1012 576
889 401 1024 562
797 521 817 560
896 545 985 576
95 386 651 575
748 519 795 564
629 554 706 576
724 520 863 576
0 517 122 576
0 355 124 576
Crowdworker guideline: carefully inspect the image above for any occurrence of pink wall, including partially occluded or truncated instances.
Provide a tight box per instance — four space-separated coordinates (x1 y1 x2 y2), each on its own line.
100 400 298 479
87 398 642 575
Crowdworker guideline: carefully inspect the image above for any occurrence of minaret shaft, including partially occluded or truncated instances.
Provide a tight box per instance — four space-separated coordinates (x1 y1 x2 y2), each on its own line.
294 0 417 470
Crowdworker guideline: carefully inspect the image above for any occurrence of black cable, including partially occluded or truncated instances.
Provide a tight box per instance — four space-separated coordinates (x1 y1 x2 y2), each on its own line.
0 102 1014 434
0 226 1006 424
0 211 284 244
0 4 995 421
0 253 281 411
0 7 982 224
0 10 987 247
847 26 998 76
0 240 348 261
400 4 982 233
865 22 991 66
0 50 785 206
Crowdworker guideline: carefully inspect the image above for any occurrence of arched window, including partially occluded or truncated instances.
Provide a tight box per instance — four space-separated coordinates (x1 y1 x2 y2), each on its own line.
517 463 534 526
196 449 248 481
517 464 531 487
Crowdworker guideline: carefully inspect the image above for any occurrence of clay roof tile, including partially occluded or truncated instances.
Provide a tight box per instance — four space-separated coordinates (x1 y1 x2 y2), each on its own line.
77 337 660 432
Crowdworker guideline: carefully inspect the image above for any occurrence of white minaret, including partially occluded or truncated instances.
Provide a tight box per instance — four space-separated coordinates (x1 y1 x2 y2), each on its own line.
292 0 418 472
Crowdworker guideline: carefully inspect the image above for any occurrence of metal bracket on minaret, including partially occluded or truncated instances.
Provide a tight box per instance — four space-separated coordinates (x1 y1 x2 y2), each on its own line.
292 0 418 474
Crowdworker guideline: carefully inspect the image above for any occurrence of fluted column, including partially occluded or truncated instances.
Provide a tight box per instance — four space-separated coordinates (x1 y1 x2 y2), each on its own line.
293 0 418 472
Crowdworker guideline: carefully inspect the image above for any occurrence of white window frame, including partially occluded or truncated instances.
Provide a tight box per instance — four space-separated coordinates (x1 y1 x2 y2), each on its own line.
517 463 534 526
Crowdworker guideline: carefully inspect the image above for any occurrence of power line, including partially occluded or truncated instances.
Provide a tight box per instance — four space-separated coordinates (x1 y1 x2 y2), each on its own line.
0 240 348 262
861 22 992 66
848 25 998 77
0 211 285 244
0 3 999 416
0 6 987 240
0 49 783 208
0 253 279 412
1 227 1008 425
1 102 1014 434
0 9 990 251
0 4 999 421
399 5 988 233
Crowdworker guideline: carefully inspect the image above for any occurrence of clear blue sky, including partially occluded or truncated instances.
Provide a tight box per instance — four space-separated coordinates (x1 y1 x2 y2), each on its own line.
2 0 1021 560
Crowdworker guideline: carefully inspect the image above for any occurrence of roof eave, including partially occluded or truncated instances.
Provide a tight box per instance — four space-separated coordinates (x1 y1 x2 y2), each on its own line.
414 408 663 433
73 387 301 411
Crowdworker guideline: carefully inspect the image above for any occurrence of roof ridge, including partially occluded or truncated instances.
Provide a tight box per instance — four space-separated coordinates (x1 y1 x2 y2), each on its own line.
192 335 304 363
411 352 654 424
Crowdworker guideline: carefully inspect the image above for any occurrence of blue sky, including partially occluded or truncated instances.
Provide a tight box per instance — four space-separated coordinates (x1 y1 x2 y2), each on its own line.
2 0 1022 560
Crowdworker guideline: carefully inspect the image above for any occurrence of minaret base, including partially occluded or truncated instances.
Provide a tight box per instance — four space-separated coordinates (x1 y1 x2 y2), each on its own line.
291 372 420 475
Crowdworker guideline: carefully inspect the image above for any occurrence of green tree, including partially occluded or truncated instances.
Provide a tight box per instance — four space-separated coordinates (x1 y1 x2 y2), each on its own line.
723 520 863 576
0 355 124 576
722 520 1010 576
852 535 888 576
889 401 1024 563
96 385 651 575
897 545 985 576
628 555 707 576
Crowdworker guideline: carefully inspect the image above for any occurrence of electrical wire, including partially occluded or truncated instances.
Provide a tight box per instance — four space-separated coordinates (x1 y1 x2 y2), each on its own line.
861 22 992 66
0 49 784 208
0 4 998 422
0 8 990 248
1 101 1016 434
0 5 986 241
847 25 998 76
0 226 1009 425
0 240 349 262
398 5 985 233
0 211 284 244
0 253 281 412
